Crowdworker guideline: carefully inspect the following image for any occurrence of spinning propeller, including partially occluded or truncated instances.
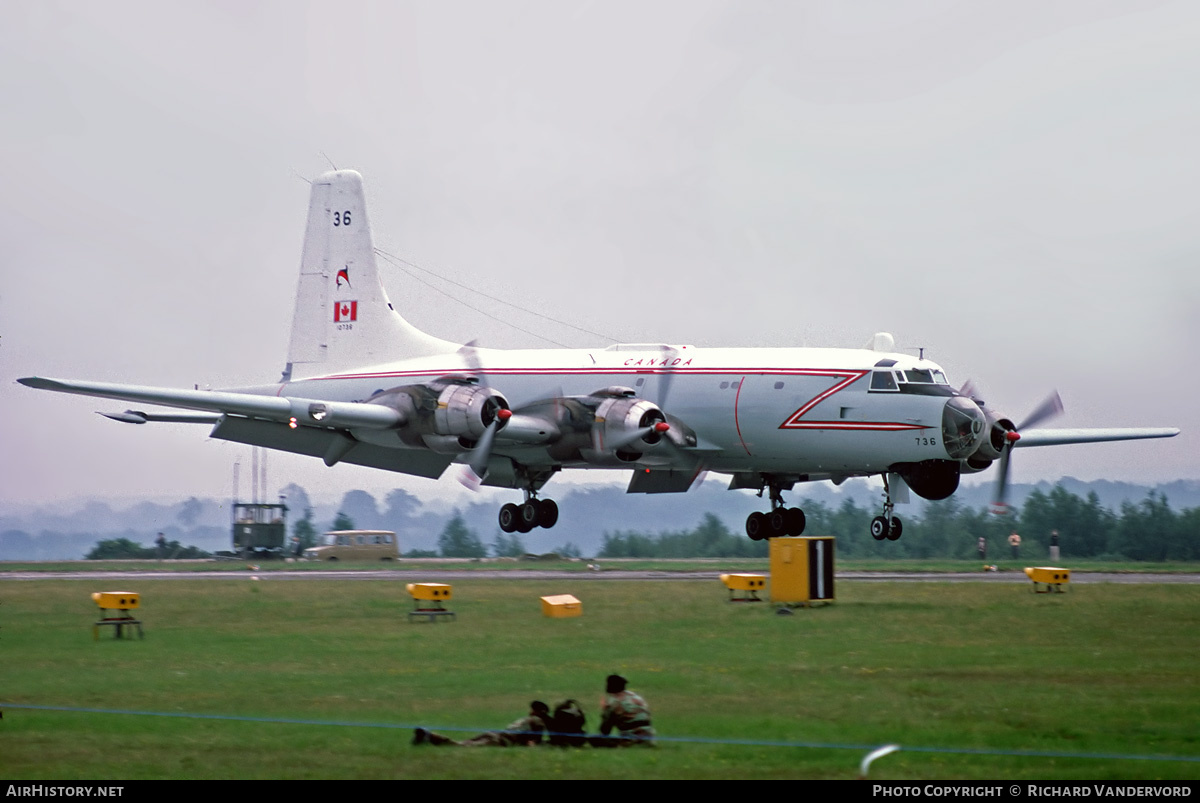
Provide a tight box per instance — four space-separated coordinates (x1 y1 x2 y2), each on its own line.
990 390 1064 514
455 340 561 488
587 343 687 454
455 340 508 488
594 418 672 452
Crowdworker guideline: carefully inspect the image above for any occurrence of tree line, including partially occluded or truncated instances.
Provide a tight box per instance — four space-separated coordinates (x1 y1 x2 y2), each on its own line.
598 487 1200 560
86 536 211 560
419 514 578 559
52 483 1200 562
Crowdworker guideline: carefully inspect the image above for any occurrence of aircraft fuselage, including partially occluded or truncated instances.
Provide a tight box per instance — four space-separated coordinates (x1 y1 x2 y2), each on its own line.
258 342 958 479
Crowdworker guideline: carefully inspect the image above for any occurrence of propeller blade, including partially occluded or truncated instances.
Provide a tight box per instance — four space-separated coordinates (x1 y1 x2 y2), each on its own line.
1018 391 1064 431
462 417 504 487
990 445 1014 515
457 339 488 387
607 421 672 452
991 392 1061 514
606 425 654 452
508 383 565 411
655 345 678 409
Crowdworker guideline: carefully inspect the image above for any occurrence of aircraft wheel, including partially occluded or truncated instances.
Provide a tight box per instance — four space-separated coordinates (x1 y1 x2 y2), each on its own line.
886 517 903 541
745 512 766 541
784 507 806 537
870 516 888 541
498 503 519 533
517 501 540 533
766 510 787 538
536 499 559 529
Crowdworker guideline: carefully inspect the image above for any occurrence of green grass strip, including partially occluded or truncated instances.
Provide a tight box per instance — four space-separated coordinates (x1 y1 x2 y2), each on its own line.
6 703 1198 764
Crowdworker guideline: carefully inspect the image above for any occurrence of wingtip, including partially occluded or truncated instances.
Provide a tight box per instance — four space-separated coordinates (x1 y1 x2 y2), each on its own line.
98 410 148 425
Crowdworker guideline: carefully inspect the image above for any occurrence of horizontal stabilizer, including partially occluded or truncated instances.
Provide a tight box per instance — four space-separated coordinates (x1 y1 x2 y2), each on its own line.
1014 427 1179 448
19 377 404 431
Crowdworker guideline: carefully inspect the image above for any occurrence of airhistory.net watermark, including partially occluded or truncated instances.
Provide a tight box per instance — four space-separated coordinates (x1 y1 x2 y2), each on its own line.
6 787 124 797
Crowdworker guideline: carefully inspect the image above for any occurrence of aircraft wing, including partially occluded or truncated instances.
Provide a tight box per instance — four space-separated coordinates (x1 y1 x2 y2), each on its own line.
1013 427 1179 448
17 377 405 430
18 375 458 479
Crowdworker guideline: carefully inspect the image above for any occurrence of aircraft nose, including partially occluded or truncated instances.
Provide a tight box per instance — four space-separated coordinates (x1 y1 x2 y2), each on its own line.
941 396 986 459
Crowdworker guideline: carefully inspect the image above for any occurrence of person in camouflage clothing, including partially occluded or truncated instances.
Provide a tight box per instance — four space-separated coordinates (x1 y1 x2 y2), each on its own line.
547 698 588 747
414 700 549 746
596 674 654 747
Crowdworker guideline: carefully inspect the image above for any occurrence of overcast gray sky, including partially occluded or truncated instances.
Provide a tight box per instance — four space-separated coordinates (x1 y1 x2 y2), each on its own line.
2 0 1196 508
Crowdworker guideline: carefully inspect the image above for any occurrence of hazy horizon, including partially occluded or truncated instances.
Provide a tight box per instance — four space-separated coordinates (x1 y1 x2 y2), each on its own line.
4 2 1197 507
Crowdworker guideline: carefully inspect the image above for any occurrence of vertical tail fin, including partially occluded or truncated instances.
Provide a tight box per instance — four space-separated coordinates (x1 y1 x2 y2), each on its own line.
283 170 456 381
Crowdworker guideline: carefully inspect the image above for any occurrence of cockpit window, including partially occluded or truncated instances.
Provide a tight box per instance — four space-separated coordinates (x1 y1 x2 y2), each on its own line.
870 370 898 391
905 369 934 384
900 368 951 385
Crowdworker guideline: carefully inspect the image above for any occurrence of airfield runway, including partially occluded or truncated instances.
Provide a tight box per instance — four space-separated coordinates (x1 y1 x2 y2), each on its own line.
2 569 1196 583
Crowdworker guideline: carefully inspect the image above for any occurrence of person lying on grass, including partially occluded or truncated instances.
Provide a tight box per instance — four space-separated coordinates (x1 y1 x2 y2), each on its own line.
413 701 549 747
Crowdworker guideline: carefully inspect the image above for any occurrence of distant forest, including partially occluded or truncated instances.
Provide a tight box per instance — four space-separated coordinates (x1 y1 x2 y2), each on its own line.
2 480 1198 561
596 487 1200 560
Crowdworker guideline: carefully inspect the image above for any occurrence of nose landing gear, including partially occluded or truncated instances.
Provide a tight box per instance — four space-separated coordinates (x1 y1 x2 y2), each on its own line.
870 474 903 541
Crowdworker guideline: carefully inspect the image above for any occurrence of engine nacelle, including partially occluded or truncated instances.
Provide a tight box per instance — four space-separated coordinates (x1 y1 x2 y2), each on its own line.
593 395 667 459
433 383 509 439
362 381 508 444
964 408 1016 470
941 396 987 459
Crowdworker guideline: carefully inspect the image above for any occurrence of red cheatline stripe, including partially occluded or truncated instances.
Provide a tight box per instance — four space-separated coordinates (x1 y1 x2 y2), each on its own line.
780 422 930 431
308 367 871 382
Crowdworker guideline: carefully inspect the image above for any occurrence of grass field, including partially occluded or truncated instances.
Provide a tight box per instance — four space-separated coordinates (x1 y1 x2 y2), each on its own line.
2 575 1198 779
5 557 1199 573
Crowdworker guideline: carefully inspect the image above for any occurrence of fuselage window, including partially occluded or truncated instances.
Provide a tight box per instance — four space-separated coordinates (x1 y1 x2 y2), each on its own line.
774 381 784 390
719 381 729 389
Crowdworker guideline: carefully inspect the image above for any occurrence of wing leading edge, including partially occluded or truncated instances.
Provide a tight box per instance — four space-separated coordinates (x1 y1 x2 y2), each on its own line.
1013 428 1179 447
17 376 405 430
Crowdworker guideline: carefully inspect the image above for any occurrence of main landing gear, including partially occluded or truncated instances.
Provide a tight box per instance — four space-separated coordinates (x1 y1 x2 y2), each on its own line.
498 492 559 534
744 481 806 541
496 465 560 534
870 474 903 541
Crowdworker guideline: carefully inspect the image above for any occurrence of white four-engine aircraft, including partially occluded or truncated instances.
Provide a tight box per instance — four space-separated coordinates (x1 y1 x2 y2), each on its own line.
19 170 1179 541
